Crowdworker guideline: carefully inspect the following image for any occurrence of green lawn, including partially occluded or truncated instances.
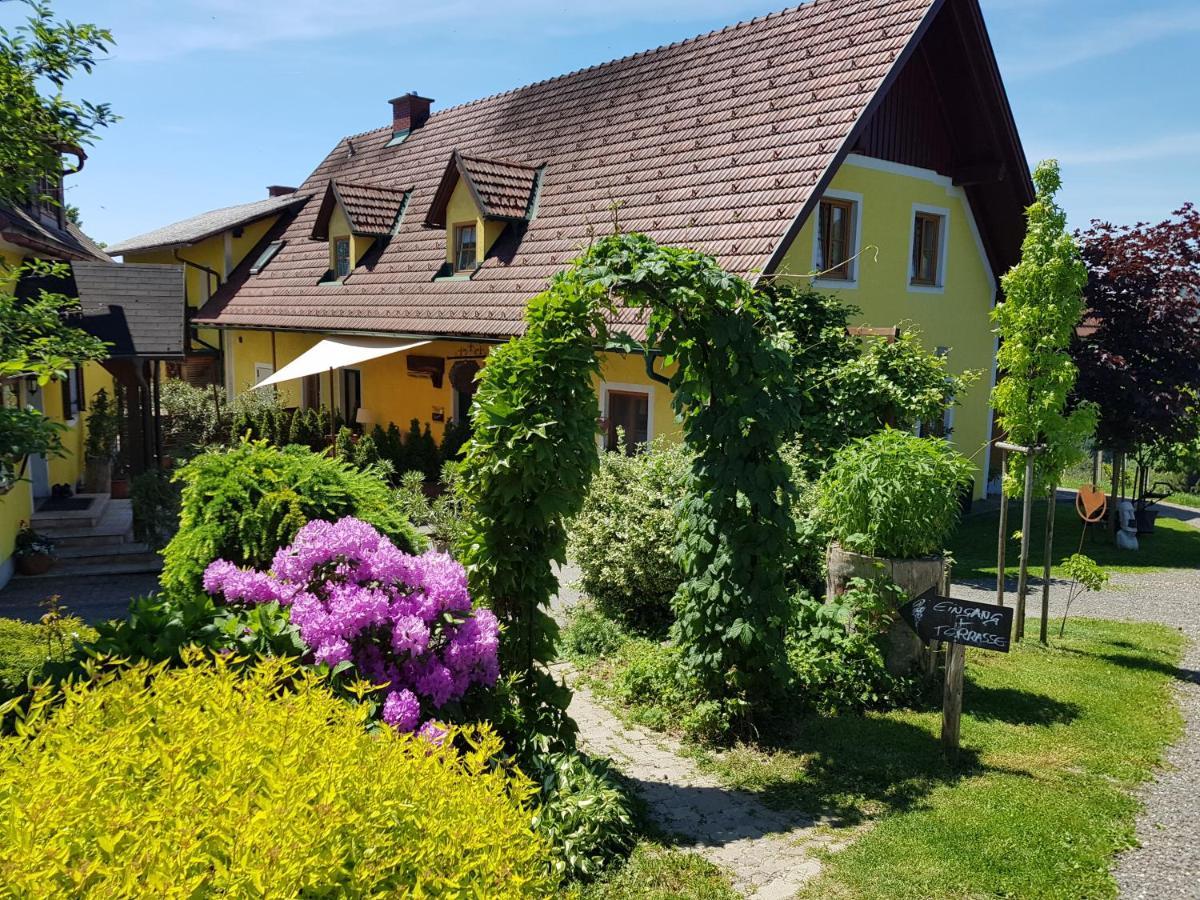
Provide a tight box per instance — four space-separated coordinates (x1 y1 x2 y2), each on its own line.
1061 466 1200 510
688 618 1185 899
570 843 738 900
949 498 1200 581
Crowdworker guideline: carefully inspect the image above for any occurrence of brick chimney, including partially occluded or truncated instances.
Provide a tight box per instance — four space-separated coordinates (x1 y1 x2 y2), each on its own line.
266 185 297 197
389 93 433 143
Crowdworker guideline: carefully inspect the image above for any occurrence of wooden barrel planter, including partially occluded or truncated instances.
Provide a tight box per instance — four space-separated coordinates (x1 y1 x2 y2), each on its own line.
826 542 946 676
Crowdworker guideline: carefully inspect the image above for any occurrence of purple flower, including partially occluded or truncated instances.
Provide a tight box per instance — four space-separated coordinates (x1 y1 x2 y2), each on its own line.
201 517 499 733
382 688 421 732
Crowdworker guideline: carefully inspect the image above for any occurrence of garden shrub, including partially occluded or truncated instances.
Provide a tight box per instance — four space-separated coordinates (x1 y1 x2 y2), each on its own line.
568 438 691 634
526 750 637 881
129 467 179 550
160 439 423 600
0 613 94 695
96 441 423 662
203 516 499 734
0 655 556 897
817 428 975 559
786 580 917 715
560 604 629 660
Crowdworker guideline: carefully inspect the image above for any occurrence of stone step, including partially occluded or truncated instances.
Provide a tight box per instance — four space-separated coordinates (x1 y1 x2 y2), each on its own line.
38 500 133 545
31 493 111 530
55 541 153 561
15 554 163 580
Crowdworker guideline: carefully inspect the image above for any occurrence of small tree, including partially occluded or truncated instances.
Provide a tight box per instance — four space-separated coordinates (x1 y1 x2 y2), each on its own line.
0 0 116 207
993 161 1095 496
991 160 1095 642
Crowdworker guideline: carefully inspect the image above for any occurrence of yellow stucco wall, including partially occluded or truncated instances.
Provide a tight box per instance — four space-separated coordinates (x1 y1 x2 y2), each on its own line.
0 243 31 576
227 328 684 448
775 155 997 498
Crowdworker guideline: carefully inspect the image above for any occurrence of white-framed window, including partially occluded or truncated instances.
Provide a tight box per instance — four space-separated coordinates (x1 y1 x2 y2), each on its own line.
599 382 653 454
917 347 955 438
334 237 351 279
908 203 950 293
812 189 863 288
453 223 478 272
253 363 274 392
60 365 83 422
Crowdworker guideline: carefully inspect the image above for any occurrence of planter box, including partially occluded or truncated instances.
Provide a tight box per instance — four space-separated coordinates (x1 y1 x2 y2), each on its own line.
84 457 112 494
826 542 945 676
16 552 54 576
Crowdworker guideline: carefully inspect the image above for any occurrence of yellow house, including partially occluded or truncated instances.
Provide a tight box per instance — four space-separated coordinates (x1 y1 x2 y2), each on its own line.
0 168 116 585
157 0 1027 499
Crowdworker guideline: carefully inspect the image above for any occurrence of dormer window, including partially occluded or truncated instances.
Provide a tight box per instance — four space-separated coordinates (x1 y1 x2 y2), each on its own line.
310 179 411 283
453 224 477 272
334 237 351 278
426 151 542 279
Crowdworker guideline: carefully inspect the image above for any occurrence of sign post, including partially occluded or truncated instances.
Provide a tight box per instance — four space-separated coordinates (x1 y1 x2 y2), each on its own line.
899 589 1015 755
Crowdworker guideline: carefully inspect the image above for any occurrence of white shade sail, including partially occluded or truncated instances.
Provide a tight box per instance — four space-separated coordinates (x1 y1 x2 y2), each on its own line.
250 336 430 390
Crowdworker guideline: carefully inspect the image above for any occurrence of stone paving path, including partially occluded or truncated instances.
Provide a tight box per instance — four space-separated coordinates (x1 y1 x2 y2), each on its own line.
566 676 848 899
0 572 158 624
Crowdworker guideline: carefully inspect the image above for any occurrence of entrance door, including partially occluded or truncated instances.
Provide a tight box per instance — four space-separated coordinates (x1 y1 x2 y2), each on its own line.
605 390 649 453
26 385 50 499
341 369 362 423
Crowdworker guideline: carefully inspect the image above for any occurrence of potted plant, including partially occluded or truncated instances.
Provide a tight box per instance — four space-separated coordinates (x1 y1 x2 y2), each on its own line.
817 428 975 674
14 522 55 576
110 463 130 500
83 388 120 493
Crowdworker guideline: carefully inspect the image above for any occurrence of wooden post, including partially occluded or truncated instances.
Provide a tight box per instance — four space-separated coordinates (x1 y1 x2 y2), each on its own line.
942 642 965 756
996 449 1009 607
1039 485 1057 645
1014 453 1036 642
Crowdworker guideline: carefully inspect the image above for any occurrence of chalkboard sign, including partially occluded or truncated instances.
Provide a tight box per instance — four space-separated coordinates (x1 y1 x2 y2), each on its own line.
898 589 1013 653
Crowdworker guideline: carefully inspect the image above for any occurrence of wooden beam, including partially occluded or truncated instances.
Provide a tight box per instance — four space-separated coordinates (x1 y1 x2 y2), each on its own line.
952 162 1007 186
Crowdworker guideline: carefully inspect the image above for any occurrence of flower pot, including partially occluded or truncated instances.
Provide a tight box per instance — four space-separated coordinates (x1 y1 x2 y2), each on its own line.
1134 508 1158 535
84 457 112 494
110 477 129 500
826 542 946 676
16 552 54 576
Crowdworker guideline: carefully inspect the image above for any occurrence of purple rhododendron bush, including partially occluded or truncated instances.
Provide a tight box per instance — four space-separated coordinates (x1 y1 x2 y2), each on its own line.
203 516 499 735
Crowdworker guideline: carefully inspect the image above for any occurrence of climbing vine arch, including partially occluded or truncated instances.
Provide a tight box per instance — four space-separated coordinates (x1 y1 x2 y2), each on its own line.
458 233 802 732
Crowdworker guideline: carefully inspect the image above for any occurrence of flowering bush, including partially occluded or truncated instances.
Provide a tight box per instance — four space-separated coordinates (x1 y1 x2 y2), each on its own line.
203 516 499 735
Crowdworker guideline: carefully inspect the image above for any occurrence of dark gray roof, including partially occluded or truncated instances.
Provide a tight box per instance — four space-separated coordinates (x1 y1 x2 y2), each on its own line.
73 262 186 358
0 202 109 261
106 193 310 256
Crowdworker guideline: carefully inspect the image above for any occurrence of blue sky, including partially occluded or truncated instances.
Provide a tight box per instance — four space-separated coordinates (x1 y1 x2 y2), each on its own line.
17 0 1198 246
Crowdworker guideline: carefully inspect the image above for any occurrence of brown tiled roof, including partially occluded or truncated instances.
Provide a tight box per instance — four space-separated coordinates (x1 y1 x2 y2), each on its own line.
460 154 541 221
313 181 410 239
196 0 940 339
426 152 540 228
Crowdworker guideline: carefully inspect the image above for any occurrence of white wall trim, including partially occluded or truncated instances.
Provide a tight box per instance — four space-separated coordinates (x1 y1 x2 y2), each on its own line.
906 202 951 295
598 381 655 451
811 188 864 290
844 153 953 188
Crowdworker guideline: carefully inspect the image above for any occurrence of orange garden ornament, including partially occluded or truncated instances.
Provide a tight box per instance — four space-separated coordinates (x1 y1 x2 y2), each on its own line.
1076 484 1108 523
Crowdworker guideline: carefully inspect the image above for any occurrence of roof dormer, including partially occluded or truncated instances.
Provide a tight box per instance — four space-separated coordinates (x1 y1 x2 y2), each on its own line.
425 152 541 276
311 180 409 281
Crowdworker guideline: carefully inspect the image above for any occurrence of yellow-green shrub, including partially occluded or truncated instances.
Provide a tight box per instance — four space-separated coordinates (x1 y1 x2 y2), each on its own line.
0 654 556 898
